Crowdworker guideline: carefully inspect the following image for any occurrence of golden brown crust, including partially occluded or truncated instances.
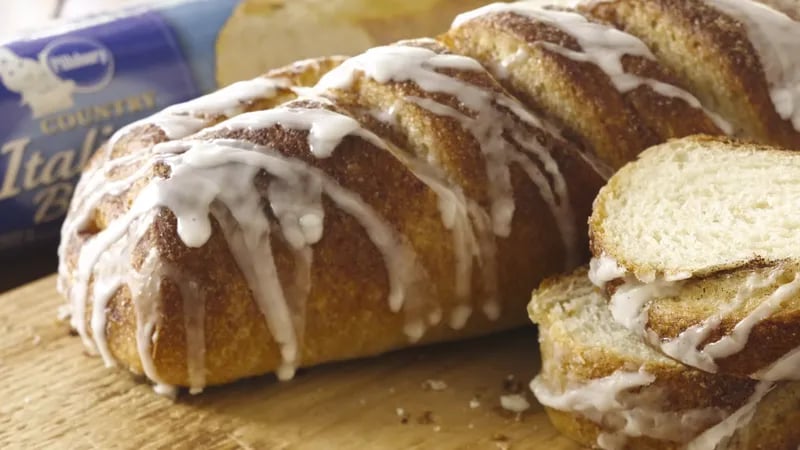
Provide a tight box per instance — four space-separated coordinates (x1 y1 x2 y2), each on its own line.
61 37 605 387
70 99 533 386
442 8 723 169
583 0 800 150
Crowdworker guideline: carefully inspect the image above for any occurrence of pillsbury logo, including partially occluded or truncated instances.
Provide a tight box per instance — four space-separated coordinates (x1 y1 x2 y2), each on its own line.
0 37 113 118
42 37 114 93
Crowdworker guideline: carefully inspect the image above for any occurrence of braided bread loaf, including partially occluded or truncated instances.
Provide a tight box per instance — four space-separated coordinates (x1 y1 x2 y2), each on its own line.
59 0 796 394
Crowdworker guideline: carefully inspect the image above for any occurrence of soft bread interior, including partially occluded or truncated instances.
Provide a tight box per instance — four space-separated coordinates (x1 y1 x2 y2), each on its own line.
591 136 800 279
529 268 677 378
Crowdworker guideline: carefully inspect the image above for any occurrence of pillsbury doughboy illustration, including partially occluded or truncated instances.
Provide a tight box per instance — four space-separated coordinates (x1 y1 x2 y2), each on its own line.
0 46 76 118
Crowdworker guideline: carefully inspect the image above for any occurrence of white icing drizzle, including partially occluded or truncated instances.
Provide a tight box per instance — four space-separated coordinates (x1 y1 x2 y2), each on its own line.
88 213 154 367
386 142 486 310
704 271 800 362
756 345 800 381
172 271 207 394
686 381 775 450
207 106 387 159
220 100 494 333
531 369 727 449
531 370 656 413
706 0 800 132
102 76 292 163
588 254 627 290
452 2 734 134
130 248 173 394
65 93 503 391
316 44 575 253
57 73 298 296
650 270 783 373
314 43 579 321
59 43 582 393
608 277 684 331
603 261 800 381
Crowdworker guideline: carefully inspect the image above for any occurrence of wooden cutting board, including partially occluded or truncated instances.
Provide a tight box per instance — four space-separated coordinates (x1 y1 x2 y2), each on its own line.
0 275 581 449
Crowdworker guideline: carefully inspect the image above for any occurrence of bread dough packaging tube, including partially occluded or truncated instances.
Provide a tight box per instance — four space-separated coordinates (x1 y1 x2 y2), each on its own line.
0 0 490 257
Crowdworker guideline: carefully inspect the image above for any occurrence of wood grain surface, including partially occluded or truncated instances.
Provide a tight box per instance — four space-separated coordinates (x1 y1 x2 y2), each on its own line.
0 275 580 449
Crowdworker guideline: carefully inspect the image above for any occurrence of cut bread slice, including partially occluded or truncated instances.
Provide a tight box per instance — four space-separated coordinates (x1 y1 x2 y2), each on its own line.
589 135 800 378
581 0 800 150
441 1 726 170
529 268 800 450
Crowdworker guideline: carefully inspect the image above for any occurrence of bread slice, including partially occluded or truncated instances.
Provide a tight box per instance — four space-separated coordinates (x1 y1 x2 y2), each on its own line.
441 1 726 170
529 268 800 450
581 0 800 150
589 135 800 378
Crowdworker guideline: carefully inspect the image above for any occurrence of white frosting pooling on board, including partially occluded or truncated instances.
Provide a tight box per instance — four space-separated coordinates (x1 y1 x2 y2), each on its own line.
706 0 800 132
316 43 578 275
531 369 727 450
452 2 733 134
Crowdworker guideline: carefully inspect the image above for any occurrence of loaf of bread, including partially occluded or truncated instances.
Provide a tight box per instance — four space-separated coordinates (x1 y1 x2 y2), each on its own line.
59 0 800 394
57 41 609 393
589 136 800 380
529 268 800 450
581 0 800 150
442 1 726 169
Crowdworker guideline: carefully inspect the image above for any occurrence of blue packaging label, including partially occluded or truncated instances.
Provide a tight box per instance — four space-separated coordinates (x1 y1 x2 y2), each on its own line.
0 11 200 252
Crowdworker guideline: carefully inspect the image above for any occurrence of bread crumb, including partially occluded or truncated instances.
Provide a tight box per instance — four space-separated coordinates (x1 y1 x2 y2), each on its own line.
417 410 436 425
32 335 41 345
468 423 474 429
469 397 481 409
503 374 523 394
421 379 448 391
492 433 510 449
433 425 441 432
500 394 530 413
396 407 409 424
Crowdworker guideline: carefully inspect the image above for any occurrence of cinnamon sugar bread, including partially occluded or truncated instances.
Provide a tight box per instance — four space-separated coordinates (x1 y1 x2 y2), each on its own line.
59 39 612 393
60 0 799 395
582 0 800 150
529 269 800 450
589 136 800 380
442 1 727 169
